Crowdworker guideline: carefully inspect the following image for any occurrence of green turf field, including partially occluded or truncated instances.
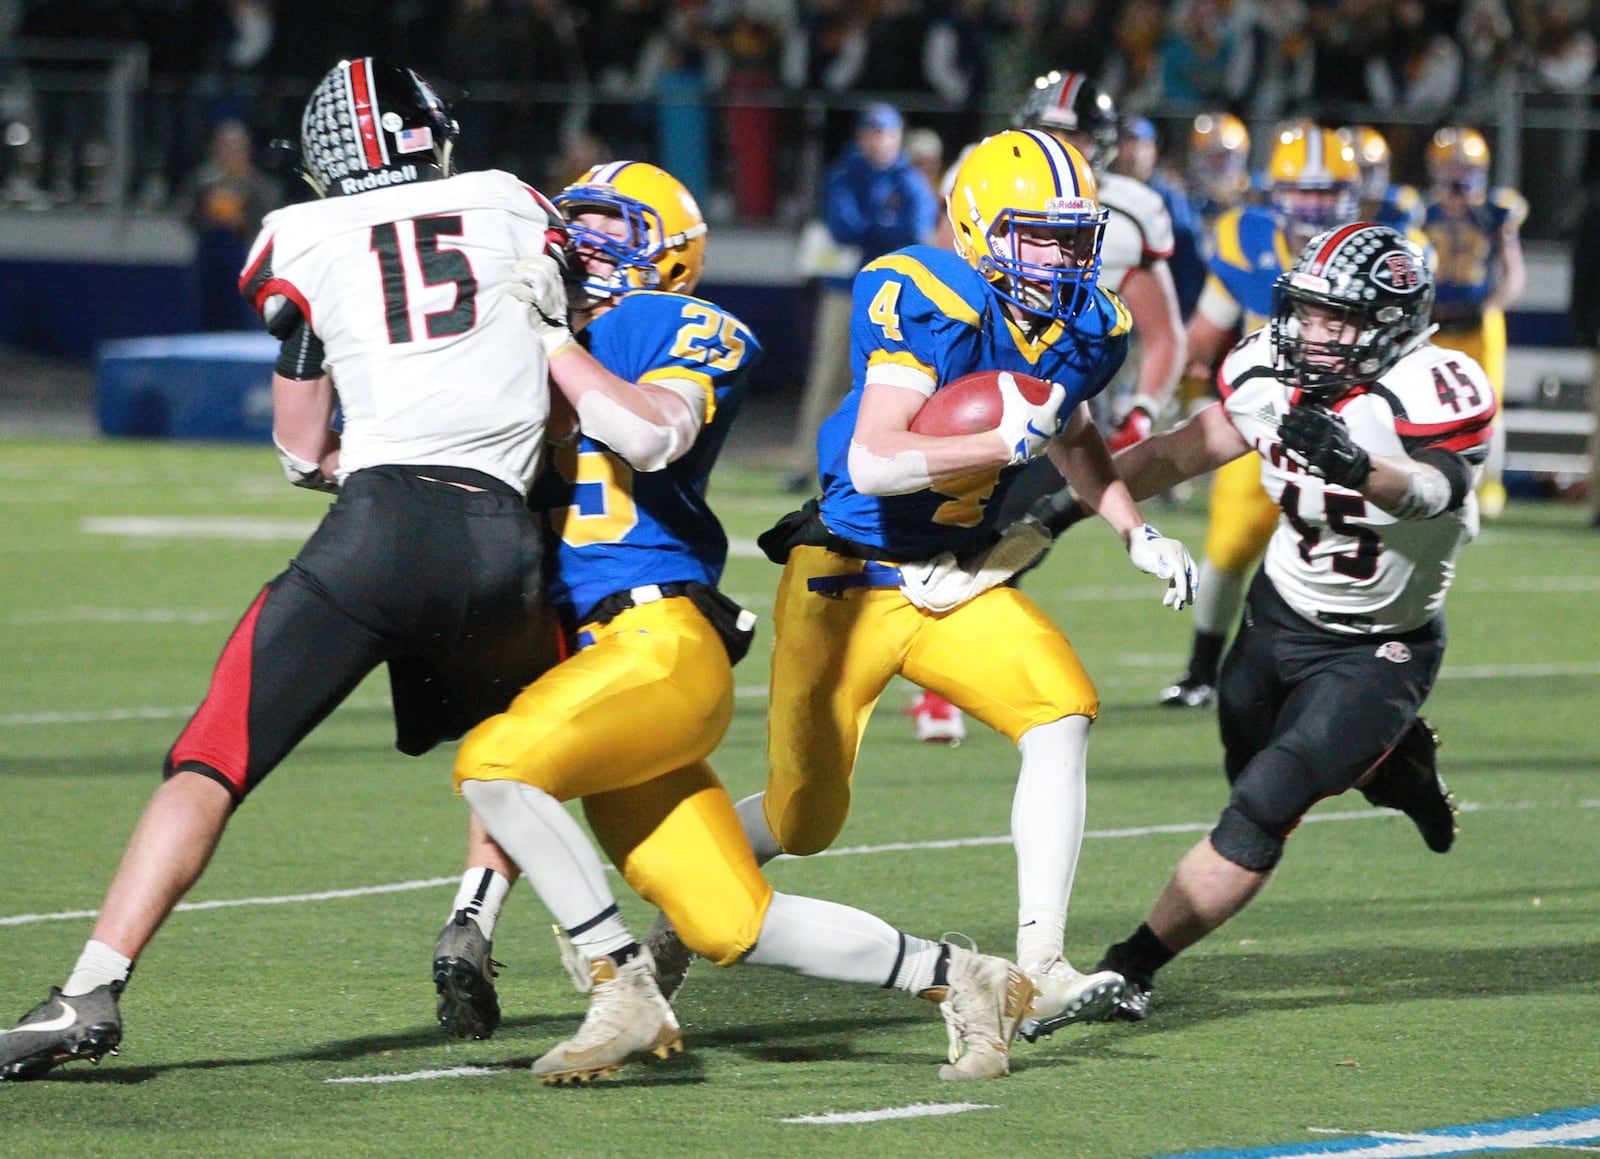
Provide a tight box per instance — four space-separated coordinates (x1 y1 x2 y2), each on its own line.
1 439 1596 1158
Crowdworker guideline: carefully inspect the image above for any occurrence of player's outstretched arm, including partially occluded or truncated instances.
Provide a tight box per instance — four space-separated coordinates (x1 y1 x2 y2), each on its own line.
1277 405 1474 520
509 253 706 471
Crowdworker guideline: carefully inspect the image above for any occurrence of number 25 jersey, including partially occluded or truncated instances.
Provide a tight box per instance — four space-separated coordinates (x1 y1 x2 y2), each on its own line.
536 291 761 622
1218 328 1497 635
241 170 559 493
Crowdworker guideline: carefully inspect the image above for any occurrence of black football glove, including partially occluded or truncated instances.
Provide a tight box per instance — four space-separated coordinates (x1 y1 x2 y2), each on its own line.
1277 405 1371 489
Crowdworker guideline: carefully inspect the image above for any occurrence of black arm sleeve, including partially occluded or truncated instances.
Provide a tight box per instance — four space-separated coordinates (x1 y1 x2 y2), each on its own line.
273 311 327 380
1412 446 1473 512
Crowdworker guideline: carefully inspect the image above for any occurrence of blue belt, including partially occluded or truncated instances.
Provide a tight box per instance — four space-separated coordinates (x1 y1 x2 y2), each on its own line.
807 560 904 595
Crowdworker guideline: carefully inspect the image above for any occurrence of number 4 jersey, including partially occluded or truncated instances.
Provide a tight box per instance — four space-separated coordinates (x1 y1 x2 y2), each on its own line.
240 170 559 493
1217 328 1497 635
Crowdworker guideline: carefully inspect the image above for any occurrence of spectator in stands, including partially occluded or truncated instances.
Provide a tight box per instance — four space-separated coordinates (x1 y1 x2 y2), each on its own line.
721 0 790 221
635 0 725 206
1306 0 1384 109
923 0 992 150
1038 0 1117 82
780 0 870 162
1569 184 1600 528
1365 0 1463 114
786 101 940 492
183 117 282 331
1156 0 1247 107
1236 0 1314 119
1107 0 1169 104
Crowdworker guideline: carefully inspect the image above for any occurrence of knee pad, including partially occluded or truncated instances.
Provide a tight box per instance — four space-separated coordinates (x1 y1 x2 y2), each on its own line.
1210 804 1286 872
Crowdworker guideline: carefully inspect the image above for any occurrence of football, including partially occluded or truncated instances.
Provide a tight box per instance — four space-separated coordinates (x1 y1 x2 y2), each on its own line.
910 370 1056 436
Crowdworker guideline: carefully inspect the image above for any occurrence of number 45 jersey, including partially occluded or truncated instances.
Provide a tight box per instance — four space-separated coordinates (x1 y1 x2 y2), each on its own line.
1217 328 1497 635
241 170 559 493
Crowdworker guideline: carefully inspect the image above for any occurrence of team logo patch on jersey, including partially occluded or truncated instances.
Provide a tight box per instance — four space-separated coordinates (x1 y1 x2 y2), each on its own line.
1375 641 1412 663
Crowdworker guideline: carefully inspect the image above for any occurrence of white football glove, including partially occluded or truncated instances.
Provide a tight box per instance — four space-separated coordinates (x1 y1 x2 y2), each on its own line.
900 517 1053 613
507 253 579 358
994 371 1068 465
1126 522 1198 610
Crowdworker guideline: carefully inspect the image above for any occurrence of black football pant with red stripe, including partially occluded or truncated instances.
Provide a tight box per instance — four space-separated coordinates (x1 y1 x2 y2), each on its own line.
164 465 554 804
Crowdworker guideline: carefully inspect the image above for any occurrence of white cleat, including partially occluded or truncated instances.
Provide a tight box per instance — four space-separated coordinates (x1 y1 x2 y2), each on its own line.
923 945 1038 1081
532 947 683 1085
1017 959 1126 1042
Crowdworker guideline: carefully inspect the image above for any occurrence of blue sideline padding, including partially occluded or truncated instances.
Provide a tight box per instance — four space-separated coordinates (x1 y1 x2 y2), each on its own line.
97 331 277 440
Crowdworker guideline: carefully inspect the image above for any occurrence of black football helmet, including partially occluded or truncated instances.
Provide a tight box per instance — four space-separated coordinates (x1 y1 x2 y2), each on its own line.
299 58 459 198
1270 222 1435 397
1013 71 1119 170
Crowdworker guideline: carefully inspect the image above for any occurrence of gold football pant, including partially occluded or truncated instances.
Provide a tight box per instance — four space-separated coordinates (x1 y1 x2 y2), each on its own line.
454 596 770 964
1203 451 1280 576
765 546 1099 857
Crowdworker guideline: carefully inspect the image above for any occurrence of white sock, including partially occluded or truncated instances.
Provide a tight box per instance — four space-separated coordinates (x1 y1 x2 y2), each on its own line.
460 779 622 936
63 939 132 996
1012 715 1090 965
892 941 948 995
567 908 637 963
450 868 512 939
1017 904 1067 973
744 891 925 986
1192 559 1246 637
734 791 781 864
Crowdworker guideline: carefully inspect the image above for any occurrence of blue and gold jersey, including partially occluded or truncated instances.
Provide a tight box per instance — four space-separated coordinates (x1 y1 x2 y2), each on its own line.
816 245 1130 560
1368 183 1423 233
534 291 761 620
1423 187 1527 318
1206 205 1294 323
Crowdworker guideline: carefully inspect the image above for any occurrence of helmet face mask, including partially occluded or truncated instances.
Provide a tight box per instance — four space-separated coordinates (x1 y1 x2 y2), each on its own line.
553 162 708 304
1271 223 1435 398
299 58 458 198
1013 71 1119 171
948 129 1109 322
1428 127 1490 203
1189 112 1250 212
1268 125 1360 249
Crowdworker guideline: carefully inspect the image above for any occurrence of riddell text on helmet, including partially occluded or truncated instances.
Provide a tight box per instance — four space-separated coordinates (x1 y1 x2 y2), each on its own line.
339 165 420 195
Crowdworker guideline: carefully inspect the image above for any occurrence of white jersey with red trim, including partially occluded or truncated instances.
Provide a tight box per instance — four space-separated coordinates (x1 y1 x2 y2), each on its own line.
241 170 558 493
1217 328 1496 635
1096 171 1175 294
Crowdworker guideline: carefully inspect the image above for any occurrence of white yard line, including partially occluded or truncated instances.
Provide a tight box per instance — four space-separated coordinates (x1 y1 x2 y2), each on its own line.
2 799 1584 929
326 1066 510 1084
5 656 1597 729
781 1103 996 1125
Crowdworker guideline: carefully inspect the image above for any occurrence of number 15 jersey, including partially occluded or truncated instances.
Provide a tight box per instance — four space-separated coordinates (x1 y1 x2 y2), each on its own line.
1217 328 1497 635
241 170 559 494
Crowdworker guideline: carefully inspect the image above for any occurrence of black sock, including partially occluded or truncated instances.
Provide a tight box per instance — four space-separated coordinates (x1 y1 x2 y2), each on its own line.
930 943 953 990
1100 923 1176 987
608 941 642 968
1186 630 1226 685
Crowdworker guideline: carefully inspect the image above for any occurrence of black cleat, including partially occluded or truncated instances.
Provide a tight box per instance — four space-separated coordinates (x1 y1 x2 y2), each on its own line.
1361 717 1457 853
1158 679 1215 708
0 982 124 1080
433 910 502 1040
